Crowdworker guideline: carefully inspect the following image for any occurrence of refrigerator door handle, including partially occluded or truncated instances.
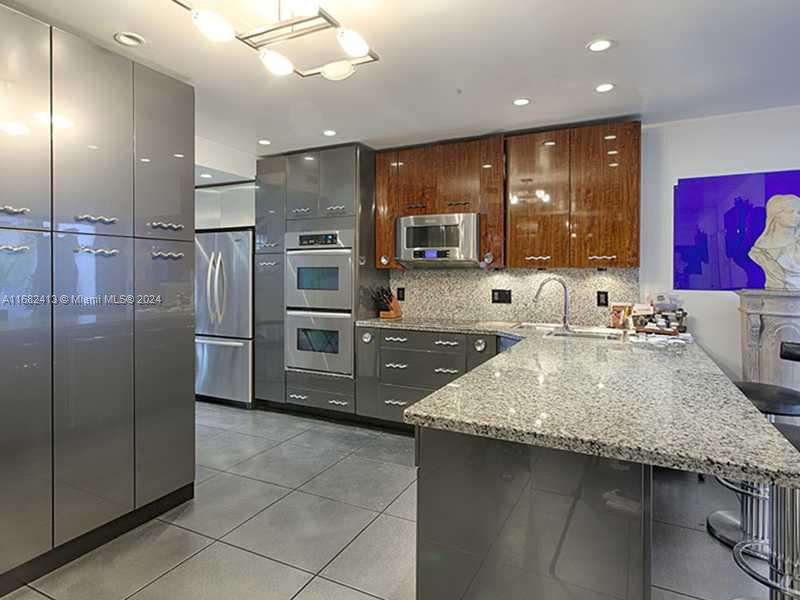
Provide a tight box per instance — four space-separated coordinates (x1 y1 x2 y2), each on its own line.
217 251 227 323
213 252 225 324
206 250 216 324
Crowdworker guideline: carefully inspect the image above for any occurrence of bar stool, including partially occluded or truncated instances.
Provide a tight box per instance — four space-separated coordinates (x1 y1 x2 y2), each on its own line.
732 342 800 599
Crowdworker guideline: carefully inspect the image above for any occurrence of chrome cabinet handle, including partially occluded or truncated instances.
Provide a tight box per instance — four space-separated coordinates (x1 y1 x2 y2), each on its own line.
434 368 459 374
75 214 118 225
259 261 278 267
405 203 427 209
196 338 244 348
328 399 349 407
0 205 31 215
385 336 408 343
588 255 617 261
434 340 459 347
292 207 311 213
148 221 185 231
384 399 408 407
263 242 279 248
385 363 408 369
75 246 119 257
525 255 551 261
446 201 470 207
0 244 30 253
326 205 346 211
152 250 185 259
288 393 308 400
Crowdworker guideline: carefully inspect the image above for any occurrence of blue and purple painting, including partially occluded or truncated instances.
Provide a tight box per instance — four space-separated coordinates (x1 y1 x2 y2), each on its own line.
674 169 800 290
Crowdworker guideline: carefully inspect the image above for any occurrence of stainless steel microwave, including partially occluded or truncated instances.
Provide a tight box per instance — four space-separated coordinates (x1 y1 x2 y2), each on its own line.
396 213 480 267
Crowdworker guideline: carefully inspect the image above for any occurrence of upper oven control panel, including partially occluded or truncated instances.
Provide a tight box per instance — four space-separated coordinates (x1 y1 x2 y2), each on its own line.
299 233 339 247
286 226 355 250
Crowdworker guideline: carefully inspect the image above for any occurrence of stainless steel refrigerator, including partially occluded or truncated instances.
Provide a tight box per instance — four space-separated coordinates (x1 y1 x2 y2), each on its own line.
195 230 254 405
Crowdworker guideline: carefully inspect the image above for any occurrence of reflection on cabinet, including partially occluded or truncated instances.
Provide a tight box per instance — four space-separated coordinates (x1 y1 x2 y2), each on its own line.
287 152 319 218
570 121 640 268
134 239 194 507
134 65 195 241
53 233 134 545
375 153 400 269
398 145 438 215
255 254 285 403
0 6 51 231
0 229 52 572
507 130 571 268
256 156 287 253
52 28 133 237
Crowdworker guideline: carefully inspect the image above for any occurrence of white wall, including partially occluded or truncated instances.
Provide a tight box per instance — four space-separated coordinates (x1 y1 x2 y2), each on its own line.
641 105 800 378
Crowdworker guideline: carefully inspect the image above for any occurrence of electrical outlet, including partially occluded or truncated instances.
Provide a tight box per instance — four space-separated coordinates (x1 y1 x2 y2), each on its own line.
492 289 512 304
597 291 609 307
396 287 405 301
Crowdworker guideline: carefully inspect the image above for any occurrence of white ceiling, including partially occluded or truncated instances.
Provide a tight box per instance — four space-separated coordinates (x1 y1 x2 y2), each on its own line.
9 0 800 156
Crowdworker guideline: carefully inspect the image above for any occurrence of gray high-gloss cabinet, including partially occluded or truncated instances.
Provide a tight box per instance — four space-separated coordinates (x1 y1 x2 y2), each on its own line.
256 156 286 253
319 146 357 216
53 232 134 545
134 239 194 507
134 64 195 241
286 152 319 218
255 254 285 402
0 229 52 572
52 29 133 237
0 7 51 231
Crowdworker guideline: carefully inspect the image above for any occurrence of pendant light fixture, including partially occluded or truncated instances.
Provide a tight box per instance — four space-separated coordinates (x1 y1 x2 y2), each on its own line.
170 0 379 80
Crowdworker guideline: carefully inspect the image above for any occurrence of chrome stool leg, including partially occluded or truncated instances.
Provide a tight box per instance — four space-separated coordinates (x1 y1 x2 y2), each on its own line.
709 476 770 559
734 484 800 599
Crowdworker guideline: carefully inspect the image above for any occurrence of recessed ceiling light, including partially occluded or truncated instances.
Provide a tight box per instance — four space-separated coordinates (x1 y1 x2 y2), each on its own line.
173 153 185 158
543 141 557 147
323 130 337 137
595 83 615 93
200 173 213 178
512 98 531 107
586 39 615 53
258 139 271 146
114 32 146 47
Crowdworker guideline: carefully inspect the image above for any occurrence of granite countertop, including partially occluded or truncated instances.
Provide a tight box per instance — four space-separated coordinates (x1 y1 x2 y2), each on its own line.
358 317 800 486
355 317 524 337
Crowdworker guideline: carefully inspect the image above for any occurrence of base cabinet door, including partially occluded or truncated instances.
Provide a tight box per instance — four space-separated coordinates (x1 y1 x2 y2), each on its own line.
0 6 51 231
133 64 195 240
0 230 52 572
255 255 284 403
134 239 194 507
53 233 134 545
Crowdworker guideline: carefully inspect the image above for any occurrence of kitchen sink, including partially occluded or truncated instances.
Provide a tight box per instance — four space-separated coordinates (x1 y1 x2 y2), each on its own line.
544 328 625 341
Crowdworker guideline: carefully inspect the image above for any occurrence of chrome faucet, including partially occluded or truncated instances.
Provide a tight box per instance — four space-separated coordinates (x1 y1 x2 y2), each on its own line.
533 275 571 332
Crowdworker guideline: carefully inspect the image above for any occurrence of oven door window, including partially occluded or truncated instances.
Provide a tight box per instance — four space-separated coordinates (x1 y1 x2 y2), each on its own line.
297 267 339 291
297 328 340 354
407 225 460 248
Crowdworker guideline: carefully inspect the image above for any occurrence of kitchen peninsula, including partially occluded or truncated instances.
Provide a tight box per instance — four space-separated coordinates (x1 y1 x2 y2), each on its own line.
368 319 800 600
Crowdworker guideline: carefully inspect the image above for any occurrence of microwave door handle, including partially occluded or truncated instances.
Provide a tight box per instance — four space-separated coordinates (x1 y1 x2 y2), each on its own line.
206 251 216 324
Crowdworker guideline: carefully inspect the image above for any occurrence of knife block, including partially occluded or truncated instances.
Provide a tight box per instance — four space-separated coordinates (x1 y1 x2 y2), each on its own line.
380 297 402 320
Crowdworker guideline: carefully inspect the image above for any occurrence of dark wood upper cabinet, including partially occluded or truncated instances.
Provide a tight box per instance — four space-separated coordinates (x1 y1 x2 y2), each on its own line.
569 121 640 268
478 135 504 268
436 141 480 213
397 145 438 215
506 130 571 268
375 151 401 269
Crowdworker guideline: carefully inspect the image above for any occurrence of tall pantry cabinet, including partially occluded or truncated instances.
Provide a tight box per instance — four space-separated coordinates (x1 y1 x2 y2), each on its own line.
0 2 195 578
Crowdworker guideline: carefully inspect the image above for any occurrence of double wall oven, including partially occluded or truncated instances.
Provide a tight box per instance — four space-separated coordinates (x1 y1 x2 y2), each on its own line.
285 226 355 375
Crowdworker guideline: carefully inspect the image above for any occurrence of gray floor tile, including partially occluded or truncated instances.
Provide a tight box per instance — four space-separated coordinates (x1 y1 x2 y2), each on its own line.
2 587 50 600
653 521 767 599
323 514 416 600
301 455 417 511
196 429 279 470
31 520 210 600
195 464 222 484
291 423 379 453
196 423 226 442
654 468 738 531
224 491 376 573
128 542 311 600
354 432 416 467
226 410 317 441
651 587 700 600
161 472 289 538
386 481 416 521
227 441 349 488
296 578 377 600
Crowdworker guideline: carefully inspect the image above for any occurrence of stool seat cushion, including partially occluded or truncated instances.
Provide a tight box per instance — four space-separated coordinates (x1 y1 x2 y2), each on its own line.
735 381 800 417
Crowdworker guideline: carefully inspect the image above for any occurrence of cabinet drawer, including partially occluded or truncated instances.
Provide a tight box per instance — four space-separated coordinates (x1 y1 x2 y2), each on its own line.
380 349 465 388
379 329 466 354
359 384 431 423
286 386 355 414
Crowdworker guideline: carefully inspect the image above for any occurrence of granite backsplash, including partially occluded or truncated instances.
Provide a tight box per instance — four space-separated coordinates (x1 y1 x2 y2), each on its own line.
389 268 640 327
